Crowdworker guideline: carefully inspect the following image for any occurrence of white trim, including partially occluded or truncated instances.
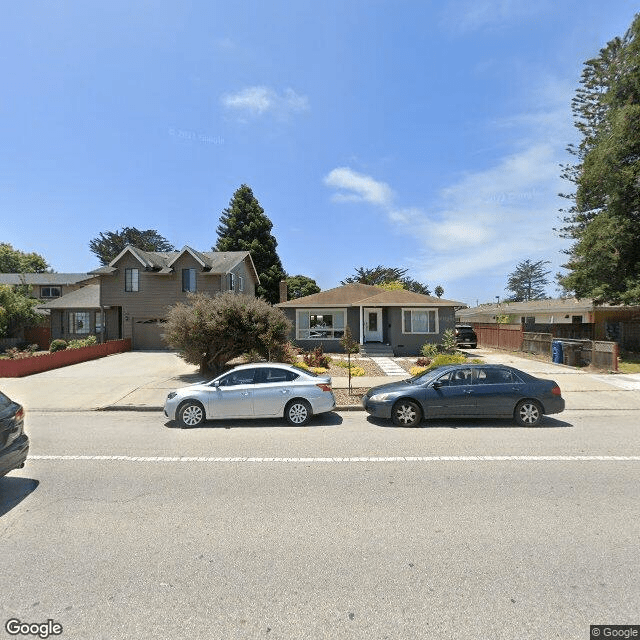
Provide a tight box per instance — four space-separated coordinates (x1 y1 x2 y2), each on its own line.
109 245 151 268
401 307 439 334
295 308 347 340
167 246 208 268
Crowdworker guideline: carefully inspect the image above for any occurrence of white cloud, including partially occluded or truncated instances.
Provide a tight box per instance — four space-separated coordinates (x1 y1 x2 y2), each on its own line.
221 85 309 118
441 0 551 33
324 167 394 207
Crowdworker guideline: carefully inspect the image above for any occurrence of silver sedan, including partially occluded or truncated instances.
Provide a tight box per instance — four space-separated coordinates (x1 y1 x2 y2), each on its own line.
164 362 336 428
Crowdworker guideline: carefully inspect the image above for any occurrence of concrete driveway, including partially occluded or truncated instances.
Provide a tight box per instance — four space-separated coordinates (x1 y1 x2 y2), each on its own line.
0 352 199 411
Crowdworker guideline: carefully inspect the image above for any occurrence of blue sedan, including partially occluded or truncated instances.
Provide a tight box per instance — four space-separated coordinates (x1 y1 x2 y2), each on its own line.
362 364 565 427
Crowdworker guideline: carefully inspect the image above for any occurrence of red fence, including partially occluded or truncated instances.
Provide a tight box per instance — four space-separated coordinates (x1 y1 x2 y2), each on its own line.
0 339 131 378
24 325 52 350
475 324 524 350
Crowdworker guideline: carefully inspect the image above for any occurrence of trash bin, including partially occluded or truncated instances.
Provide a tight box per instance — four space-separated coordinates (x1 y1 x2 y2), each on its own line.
562 341 582 367
552 340 563 364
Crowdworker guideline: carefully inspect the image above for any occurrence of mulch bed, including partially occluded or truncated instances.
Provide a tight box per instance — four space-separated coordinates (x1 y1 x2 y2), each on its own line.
333 387 369 406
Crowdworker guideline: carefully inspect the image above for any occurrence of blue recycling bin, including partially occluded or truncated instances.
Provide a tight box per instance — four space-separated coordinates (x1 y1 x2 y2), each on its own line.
552 340 563 364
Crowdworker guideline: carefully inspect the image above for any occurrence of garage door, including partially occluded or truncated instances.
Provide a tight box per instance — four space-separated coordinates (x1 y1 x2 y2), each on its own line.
132 318 168 350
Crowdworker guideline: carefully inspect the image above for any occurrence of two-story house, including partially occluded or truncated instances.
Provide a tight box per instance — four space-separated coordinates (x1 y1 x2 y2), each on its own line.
41 245 259 350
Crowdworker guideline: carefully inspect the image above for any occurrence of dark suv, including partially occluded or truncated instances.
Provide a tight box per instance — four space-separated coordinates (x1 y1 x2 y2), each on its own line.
0 391 29 478
455 324 477 348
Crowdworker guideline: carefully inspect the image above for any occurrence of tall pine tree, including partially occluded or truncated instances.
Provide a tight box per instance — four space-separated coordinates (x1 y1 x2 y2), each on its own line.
558 14 640 304
215 185 287 304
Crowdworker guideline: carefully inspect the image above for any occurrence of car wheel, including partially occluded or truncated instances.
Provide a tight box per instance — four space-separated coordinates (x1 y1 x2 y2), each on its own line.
177 400 205 428
514 399 542 427
392 400 422 427
285 399 312 426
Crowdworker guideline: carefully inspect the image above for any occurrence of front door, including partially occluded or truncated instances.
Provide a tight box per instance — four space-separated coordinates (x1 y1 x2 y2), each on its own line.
364 308 383 342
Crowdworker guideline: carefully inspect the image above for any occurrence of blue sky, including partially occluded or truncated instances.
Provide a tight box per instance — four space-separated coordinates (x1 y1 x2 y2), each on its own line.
1 1 638 307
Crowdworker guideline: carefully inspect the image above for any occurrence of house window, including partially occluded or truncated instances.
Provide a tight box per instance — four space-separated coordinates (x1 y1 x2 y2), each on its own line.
228 273 236 291
69 312 90 334
296 309 346 340
40 286 61 298
238 275 244 292
572 315 583 324
95 311 103 333
402 308 438 334
125 268 139 292
182 268 196 292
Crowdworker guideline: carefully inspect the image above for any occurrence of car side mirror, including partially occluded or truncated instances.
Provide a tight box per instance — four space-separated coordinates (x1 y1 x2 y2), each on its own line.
213 381 220 388
432 381 442 389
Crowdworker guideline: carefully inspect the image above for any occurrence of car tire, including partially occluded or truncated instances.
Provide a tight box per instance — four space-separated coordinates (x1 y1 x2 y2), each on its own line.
285 399 312 426
514 399 542 427
392 399 422 427
177 400 206 428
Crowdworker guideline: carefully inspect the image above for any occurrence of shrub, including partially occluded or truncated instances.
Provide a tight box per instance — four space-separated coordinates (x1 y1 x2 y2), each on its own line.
349 366 365 376
441 328 457 353
5 347 39 360
410 366 429 376
67 336 98 349
420 343 439 358
415 357 431 366
49 339 68 352
302 345 332 368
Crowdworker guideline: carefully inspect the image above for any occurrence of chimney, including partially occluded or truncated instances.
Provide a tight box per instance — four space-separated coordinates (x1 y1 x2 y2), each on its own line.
279 280 288 303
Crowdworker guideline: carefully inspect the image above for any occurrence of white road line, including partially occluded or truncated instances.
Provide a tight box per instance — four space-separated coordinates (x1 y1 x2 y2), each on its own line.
28 455 640 463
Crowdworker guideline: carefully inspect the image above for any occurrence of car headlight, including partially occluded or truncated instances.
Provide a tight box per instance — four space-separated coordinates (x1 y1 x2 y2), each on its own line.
370 393 392 402
167 391 177 400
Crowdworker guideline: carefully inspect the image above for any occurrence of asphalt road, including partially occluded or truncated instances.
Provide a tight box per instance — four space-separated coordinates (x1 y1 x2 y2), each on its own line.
1 409 639 640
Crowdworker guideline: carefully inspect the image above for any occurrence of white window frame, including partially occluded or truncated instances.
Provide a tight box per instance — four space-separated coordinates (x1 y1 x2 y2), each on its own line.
228 273 236 291
182 268 197 292
69 311 90 335
402 308 439 334
41 286 61 298
238 275 244 292
125 268 139 292
296 308 346 340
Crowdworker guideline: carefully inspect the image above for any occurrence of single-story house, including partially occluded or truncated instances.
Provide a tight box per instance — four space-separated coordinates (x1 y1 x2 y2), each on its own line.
276 283 465 356
457 298 640 350
88 245 260 350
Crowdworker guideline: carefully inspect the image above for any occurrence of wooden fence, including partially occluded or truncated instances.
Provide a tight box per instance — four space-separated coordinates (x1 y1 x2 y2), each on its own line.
475 324 524 350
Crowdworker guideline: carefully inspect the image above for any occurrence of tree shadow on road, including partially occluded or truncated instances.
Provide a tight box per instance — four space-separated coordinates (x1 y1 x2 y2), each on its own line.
0 477 39 517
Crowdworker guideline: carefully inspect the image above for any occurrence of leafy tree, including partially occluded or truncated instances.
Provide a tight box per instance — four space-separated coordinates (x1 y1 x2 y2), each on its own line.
215 185 287 304
339 325 360 394
163 291 292 375
89 227 176 265
434 285 444 298
286 275 321 300
558 14 640 303
341 265 430 295
505 259 551 301
0 243 49 273
0 285 41 338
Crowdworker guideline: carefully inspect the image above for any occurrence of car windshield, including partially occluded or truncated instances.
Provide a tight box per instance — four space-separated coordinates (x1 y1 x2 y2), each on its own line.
406 367 446 385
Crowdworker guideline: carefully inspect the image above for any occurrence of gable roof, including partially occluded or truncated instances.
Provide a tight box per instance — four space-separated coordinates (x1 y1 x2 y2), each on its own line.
38 284 100 309
277 283 465 308
89 245 260 283
0 273 96 286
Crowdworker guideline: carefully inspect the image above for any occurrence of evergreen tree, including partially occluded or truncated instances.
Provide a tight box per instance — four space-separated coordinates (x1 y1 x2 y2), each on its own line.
89 227 175 265
215 185 286 304
558 14 640 303
341 265 430 295
286 275 321 300
0 243 50 273
505 259 551 302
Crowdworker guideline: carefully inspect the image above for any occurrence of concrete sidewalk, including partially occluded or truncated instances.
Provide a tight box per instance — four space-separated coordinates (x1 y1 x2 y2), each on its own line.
1 349 639 412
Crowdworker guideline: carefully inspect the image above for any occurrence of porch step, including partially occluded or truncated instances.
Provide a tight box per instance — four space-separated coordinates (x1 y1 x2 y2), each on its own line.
360 343 395 357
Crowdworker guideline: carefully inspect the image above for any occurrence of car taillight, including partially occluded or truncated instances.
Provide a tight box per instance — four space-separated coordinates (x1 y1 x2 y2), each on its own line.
551 386 562 396
316 383 332 392
15 407 24 421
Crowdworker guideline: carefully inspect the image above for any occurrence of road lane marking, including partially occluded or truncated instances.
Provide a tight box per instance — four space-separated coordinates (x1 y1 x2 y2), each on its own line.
28 455 640 463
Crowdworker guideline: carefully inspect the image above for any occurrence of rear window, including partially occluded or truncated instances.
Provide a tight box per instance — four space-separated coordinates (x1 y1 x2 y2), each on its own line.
291 365 319 377
0 392 11 407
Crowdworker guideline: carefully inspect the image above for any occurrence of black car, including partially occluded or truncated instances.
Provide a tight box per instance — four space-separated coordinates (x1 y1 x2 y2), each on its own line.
0 391 29 478
362 364 565 427
455 324 477 348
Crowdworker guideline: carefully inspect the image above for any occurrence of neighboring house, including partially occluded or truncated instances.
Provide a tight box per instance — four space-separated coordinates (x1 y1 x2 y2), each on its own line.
0 272 97 300
39 285 101 342
87 245 260 350
457 298 640 350
276 283 465 356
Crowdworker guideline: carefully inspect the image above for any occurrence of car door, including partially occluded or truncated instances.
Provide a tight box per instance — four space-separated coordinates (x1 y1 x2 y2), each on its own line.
423 368 476 418
252 367 299 417
472 367 526 417
208 368 256 418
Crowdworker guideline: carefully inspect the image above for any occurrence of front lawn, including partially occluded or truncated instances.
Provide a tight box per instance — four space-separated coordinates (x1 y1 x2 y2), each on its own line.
618 352 640 374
